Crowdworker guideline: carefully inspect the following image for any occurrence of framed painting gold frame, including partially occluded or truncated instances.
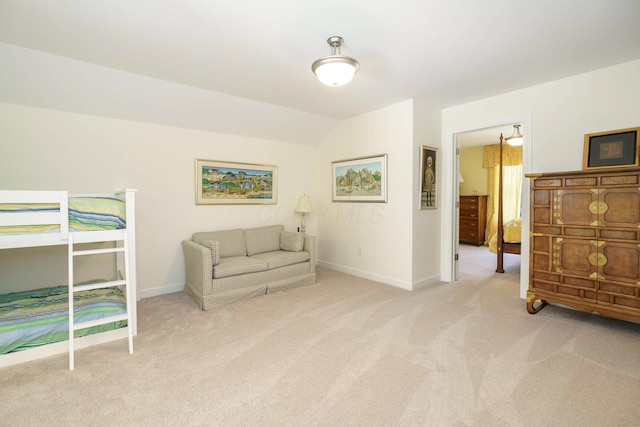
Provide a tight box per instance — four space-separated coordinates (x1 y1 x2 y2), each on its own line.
419 145 438 209
583 127 640 170
195 159 277 205
332 154 387 203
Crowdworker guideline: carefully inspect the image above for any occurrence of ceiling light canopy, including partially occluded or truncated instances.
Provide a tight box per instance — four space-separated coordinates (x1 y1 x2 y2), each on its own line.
505 124 524 146
312 36 360 87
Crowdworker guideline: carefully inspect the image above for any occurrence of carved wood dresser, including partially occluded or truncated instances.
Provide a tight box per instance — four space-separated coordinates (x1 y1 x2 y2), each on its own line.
526 167 640 322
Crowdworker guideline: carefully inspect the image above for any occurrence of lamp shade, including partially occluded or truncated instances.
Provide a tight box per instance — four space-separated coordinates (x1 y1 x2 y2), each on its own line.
295 195 312 213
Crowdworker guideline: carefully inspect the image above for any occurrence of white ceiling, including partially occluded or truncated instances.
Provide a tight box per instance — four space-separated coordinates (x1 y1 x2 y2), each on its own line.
1 0 640 144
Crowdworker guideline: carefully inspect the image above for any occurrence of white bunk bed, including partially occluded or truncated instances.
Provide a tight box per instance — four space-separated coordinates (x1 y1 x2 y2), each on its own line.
0 189 137 370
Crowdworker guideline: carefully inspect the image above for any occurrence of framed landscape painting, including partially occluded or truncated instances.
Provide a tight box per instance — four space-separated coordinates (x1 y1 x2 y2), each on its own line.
332 154 387 202
195 159 277 205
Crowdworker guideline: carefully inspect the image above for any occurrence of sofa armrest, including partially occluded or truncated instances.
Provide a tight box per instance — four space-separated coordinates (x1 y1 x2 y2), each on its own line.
182 240 213 297
303 234 317 273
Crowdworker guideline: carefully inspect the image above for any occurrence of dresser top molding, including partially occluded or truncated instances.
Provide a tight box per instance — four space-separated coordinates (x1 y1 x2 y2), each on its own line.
525 166 640 180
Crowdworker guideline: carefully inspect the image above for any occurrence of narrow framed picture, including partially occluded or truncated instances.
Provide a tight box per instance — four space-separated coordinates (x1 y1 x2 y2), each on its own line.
195 159 277 205
419 145 438 209
332 154 387 202
583 127 640 170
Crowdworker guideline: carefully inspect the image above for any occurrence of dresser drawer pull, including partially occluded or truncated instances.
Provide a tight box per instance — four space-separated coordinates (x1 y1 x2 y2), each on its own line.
469 213 477 217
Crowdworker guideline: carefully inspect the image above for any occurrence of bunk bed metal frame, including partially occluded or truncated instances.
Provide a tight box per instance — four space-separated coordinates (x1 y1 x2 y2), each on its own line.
0 189 137 370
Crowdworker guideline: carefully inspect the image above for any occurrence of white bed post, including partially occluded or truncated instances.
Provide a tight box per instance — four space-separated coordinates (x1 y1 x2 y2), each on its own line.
121 189 137 335
68 233 75 371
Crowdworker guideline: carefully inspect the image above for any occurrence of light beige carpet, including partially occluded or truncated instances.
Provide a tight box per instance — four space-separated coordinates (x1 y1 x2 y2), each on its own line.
2 245 640 426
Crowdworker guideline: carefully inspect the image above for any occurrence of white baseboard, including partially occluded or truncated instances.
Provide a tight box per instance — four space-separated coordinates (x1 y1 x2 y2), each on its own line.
411 274 442 291
317 260 414 290
318 260 441 291
138 270 442 299
139 282 184 299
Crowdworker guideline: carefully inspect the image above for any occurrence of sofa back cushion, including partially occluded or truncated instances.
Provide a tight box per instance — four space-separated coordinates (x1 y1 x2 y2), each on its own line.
280 231 304 252
244 225 284 256
192 229 246 258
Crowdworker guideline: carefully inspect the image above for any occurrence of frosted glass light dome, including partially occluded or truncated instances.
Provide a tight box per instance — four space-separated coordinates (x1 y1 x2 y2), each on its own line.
312 36 360 87
505 124 524 146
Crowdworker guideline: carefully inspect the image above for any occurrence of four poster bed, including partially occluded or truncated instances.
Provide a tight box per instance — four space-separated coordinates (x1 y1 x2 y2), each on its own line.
494 129 522 273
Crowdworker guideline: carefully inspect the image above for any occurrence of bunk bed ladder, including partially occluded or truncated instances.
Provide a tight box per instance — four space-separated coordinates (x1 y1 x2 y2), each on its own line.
67 232 134 370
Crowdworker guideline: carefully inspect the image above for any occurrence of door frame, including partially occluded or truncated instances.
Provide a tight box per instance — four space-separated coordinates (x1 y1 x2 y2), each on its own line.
441 113 533 299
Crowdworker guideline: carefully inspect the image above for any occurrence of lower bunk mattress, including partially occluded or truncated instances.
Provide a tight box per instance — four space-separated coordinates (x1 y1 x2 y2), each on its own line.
0 281 127 354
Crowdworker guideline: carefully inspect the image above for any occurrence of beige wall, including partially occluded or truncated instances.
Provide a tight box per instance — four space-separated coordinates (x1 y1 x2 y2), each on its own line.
2 48 638 298
311 98 444 290
441 59 640 297
0 99 438 295
0 104 316 296
411 99 444 286
314 100 418 289
459 146 488 196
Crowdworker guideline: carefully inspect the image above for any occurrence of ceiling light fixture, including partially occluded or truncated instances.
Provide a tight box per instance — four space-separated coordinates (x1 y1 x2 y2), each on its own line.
505 124 524 146
311 36 360 87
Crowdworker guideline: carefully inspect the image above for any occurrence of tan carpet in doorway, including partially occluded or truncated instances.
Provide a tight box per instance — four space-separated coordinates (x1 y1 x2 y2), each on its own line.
2 246 639 426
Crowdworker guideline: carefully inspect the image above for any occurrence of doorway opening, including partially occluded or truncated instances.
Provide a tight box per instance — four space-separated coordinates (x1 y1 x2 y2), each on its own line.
441 114 532 299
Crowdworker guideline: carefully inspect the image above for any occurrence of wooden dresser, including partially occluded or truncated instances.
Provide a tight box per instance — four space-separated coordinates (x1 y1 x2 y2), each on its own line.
527 167 640 322
459 195 487 246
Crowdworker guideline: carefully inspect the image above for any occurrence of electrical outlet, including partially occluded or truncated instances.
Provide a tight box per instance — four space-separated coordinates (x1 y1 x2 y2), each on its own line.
357 247 362 256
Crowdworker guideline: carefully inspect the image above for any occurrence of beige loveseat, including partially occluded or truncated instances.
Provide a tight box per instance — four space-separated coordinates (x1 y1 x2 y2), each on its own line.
182 224 316 311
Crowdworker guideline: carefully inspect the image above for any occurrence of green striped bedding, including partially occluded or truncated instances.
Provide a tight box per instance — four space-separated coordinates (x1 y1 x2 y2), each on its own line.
0 281 127 354
0 196 126 234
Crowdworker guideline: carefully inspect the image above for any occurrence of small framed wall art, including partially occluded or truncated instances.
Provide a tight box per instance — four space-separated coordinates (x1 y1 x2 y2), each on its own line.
419 145 438 209
195 159 277 205
583 127 640 170
332 154 387 202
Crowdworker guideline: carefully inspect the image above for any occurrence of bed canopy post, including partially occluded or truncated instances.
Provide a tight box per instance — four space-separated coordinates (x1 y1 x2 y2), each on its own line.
496 133 505 273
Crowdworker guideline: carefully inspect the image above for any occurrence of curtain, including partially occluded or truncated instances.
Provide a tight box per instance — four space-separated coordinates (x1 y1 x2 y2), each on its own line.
483 144 523 252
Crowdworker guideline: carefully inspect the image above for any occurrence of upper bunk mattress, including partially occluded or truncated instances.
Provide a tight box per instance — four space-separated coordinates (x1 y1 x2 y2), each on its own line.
0 197 126 234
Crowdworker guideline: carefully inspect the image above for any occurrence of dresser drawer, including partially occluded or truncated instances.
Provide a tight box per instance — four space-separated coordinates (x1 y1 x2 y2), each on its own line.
459 195 487 246
460 197 480 208
460 228 480 240
460 195 483 205
460 218 480 229
460 209 480 218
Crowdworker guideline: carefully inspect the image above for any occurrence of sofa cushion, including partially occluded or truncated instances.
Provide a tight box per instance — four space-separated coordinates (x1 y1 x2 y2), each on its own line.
193 229 246 258
280 231 304 252
213 256 269 279
244 225 284 256
250 250 310 270
192 237 220 265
